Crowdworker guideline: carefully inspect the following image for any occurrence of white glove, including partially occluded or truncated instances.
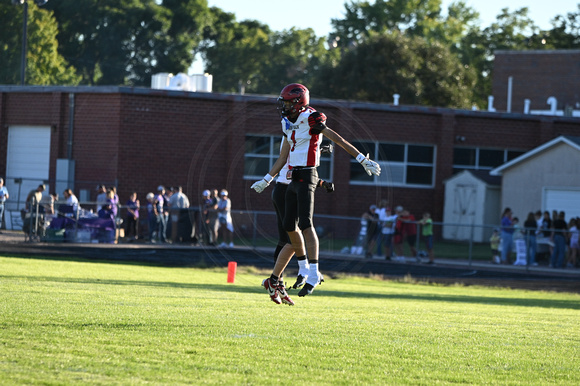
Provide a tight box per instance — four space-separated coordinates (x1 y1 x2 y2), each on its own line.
356 153 381 176
251 174 274 193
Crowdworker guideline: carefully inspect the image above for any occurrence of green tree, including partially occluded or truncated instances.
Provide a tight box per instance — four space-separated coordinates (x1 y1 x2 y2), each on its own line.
457 7 540 107
330 0 479 47
315 32 476 108
542 4 580 48
0 2 79 85
46 0 209 86
252 28 337 95
201 8 271 93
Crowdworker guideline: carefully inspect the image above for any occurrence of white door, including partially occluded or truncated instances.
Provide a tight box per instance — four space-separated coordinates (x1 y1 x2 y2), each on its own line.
5 126 51 213
543 188 580 220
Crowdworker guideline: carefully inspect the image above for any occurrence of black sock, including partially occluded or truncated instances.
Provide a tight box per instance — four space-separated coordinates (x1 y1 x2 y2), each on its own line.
270 274 279 284
297 255 306 261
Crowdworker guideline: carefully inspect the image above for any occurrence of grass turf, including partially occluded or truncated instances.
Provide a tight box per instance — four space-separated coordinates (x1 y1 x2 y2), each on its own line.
1 255 579 384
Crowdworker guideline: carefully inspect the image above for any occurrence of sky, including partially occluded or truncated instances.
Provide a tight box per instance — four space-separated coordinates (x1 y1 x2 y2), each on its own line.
191 0 577 73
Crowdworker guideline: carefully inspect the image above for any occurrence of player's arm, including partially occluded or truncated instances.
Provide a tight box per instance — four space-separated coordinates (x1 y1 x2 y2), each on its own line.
250 139 290 193
308 111 381 177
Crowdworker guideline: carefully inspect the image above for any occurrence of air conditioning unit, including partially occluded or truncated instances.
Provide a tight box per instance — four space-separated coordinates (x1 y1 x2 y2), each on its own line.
168 73 192 91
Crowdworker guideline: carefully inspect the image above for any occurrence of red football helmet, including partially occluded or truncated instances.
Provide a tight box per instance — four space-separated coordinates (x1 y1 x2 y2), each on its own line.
277 83 310 117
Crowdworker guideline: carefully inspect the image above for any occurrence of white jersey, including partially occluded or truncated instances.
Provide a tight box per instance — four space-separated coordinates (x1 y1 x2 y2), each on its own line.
281 107 322 168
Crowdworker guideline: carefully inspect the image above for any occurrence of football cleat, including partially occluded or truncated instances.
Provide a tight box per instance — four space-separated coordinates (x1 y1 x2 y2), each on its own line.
292 274 307 289
298 270 323 297
262 278 282 304
298 283 315 297
276 283 295 306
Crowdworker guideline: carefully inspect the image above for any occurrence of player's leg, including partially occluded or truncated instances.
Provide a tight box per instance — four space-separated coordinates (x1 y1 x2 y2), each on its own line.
293 168 322 296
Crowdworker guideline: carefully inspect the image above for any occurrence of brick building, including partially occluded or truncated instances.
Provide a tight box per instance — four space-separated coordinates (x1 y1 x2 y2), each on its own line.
492 49 580 113
1 86 579 229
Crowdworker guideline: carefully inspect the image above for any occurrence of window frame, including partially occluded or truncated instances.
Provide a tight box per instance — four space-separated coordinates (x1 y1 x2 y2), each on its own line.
350 141 437 188
243 134 334 181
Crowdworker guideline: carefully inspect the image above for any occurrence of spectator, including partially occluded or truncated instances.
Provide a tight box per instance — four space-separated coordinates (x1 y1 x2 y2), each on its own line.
567 218 579 268
41 193 58 227
145 192 157 243
154 186 167 243
490 229 500 264
98 201 115 221
109 187 120 218
374 199 389 255
26 184 46 213
541 211 552 238
550 211 568 268
63 188 80 214
96 185 107 212
363 205 380 258
378 205 397 260
400 209 418 261
124 192 140 241
217 189 234 248
0 177 9 230
500 207 514 264
168 186 190 243
201 190 214 245
523 212 539 266
162 187 172 241
419 212 435 264
392 206 405 259
202 189 219 246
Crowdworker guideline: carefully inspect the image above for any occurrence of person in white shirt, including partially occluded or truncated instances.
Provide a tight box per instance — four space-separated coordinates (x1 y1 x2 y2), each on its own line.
168 186 190 243
96 185 108 213
217 189 234 248
378 205 398 260
63 188 80 214
251 83 381 298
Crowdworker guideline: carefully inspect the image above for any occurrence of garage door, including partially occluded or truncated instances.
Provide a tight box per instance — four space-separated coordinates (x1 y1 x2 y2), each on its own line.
5 126 51 212
543 188 580 220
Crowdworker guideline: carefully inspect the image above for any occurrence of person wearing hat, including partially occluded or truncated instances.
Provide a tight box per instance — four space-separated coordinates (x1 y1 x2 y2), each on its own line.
201 189 217 245
217 189 234 248
0 178 9 231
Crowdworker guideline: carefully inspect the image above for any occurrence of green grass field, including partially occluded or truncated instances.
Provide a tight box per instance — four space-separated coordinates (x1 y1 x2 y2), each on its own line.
1 256 579 384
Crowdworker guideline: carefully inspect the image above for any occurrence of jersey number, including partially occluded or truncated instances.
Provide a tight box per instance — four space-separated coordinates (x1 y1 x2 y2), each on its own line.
290 131 297 151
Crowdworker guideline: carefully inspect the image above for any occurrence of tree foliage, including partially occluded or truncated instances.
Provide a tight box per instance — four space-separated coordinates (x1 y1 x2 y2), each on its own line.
1 0 579 109
315 32 476 108
45 0 209 86
0 2 79 85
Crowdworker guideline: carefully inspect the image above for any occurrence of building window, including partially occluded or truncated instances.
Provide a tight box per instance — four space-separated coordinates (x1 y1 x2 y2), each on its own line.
350 141 436 187
244 135 333 181
453 147 525 174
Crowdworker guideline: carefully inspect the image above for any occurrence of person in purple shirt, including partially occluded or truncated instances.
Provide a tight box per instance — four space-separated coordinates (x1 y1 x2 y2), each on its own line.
500 207 514 264
124 192 140 241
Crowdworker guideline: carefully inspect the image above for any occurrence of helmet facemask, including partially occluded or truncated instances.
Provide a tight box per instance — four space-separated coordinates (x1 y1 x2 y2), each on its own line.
277 83 310 117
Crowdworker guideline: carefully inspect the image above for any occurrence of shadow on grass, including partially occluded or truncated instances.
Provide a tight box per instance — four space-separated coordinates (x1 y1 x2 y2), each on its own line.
2 273 579 311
